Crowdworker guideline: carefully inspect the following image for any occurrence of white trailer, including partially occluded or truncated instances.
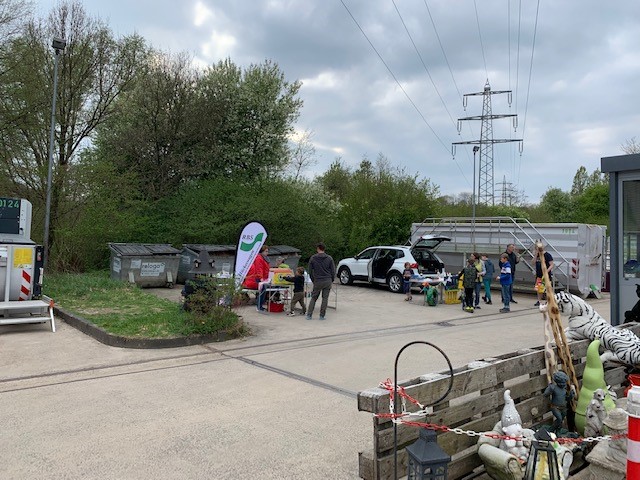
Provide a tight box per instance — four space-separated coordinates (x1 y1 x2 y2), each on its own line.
410 217 606 297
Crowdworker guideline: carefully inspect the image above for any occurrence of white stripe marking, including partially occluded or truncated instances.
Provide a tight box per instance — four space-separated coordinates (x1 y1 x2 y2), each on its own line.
628 438 640 463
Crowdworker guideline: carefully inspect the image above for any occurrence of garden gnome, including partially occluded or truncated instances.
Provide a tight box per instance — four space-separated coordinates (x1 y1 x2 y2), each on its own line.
543 371 574 432
499 390 529 462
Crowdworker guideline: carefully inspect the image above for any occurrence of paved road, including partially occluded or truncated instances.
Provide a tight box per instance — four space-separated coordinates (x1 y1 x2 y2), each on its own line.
0 285 612 479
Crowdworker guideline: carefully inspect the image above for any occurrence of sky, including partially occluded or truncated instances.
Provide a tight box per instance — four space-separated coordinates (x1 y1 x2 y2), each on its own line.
33 0 640 204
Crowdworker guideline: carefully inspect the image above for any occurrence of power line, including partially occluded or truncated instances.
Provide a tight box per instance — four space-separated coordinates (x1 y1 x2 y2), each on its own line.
339 0 470 185
473 0 489 80
391 0 457 129
518 0 540 186
422 0 463 100
339 0 450 154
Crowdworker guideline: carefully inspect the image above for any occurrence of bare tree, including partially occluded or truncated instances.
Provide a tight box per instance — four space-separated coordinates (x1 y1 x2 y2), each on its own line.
287 128 317 181
0 0 147 258
621 137 640 154
0 0 29 39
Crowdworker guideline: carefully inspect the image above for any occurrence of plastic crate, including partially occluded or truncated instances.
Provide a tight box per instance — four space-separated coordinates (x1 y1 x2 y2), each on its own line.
444 289 461 304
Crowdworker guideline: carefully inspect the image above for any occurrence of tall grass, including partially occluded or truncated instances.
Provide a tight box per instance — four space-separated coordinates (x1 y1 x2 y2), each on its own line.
44 271 244 338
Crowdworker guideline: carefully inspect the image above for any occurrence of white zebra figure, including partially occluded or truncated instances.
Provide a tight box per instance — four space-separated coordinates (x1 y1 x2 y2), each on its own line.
555 291 640 365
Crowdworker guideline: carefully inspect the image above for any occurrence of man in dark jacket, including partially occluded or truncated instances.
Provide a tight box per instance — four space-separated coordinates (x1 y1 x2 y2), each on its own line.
306 242 336 320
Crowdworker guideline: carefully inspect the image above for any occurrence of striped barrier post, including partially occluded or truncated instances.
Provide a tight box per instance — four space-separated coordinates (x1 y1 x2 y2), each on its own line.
627 386 640 478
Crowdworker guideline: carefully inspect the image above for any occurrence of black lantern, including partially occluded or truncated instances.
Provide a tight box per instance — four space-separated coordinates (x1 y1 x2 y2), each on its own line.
406 428 451 480
524 429 560 480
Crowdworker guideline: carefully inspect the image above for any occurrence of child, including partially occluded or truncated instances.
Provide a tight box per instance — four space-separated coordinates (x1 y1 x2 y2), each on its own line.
402 262 413 301
481 254 494 305
496 253 512 313
462 257 477 313
284 266 306 316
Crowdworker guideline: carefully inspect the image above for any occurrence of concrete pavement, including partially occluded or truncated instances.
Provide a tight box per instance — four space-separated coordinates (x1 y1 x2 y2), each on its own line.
0 285 612 479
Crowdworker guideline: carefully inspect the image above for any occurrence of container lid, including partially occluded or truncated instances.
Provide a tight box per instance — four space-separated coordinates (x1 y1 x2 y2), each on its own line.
182 244 236 254
268 245 301 255
109 243 180 256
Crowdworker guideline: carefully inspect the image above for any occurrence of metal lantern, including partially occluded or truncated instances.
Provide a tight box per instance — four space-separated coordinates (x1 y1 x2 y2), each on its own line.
524 429 560 480
406 428 451 480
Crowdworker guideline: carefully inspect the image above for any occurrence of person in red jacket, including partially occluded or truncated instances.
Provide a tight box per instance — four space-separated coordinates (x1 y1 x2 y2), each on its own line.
242 245 271 311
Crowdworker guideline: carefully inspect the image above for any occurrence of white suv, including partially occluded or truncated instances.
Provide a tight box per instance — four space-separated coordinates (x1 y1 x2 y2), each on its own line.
336 235 450 293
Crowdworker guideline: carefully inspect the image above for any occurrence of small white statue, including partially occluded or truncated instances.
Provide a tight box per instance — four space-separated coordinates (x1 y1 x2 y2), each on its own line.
584 392 607 438
498 390 529 462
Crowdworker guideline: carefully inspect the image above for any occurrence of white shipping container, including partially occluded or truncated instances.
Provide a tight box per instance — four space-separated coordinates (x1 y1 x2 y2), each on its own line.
410 217 606 296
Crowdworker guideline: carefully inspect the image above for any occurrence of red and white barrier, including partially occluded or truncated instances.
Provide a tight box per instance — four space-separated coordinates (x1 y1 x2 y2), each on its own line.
571 258 579 278
627 386 640 478
18 269 31 301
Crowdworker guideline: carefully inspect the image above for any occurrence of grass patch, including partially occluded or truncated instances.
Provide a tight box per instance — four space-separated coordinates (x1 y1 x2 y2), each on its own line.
44 271 247 338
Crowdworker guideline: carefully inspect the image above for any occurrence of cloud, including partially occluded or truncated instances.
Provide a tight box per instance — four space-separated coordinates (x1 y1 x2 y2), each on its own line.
200 31 237 60
193 1 213 27
301 71 341 90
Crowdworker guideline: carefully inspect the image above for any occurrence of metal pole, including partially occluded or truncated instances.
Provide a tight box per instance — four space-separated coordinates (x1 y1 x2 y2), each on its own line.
392 341 454 480
43 39 65 269
472 146 479 249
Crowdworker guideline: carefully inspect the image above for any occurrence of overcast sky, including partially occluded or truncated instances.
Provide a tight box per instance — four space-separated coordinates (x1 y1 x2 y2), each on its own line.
34 0 640 203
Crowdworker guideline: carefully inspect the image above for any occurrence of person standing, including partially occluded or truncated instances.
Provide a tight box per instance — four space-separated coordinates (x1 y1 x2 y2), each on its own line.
497 253 512 313
481 253 494 305
306 242 336 320
284 266 306 316
533 245 554 306
504 244 520 304
472 252 486 309
402 262 413 301
462 257 477 313
242 245 271 311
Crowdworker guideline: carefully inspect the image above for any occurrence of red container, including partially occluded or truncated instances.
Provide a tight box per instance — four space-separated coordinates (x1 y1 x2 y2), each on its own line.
625 373 640 396
268 302 284 313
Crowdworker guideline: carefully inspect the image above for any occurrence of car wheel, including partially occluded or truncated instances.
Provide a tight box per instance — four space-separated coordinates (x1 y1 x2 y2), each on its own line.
387 272 403 293
338 267 353 285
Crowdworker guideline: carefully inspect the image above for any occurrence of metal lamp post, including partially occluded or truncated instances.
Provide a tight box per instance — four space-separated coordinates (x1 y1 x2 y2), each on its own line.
43 36 66 269
471 145 479 248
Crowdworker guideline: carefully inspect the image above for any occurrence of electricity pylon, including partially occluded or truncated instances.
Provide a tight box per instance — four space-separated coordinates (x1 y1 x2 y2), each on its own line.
452 80 523 206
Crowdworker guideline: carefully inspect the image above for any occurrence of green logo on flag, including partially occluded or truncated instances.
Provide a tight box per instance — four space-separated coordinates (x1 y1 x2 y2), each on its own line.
240 233 264 251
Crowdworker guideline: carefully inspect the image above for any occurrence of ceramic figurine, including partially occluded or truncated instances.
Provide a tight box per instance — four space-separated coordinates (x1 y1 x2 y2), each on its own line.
584 395 606 438
574 339 616 434
543 371 575 432
498 390 529 462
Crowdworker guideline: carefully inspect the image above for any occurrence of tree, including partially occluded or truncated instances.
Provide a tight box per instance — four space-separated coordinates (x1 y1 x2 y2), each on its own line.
621 137 640 154
575 183 609 226
571 166 589 196
286 128 317 181
538 187 574 222
0 0 29 41
319 153 440 257
92 57 304 194
195 59 303 181
0 0 147 262
91 50 197 201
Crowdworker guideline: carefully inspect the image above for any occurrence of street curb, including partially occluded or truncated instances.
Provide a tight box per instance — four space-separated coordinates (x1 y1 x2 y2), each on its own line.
54 306 236 349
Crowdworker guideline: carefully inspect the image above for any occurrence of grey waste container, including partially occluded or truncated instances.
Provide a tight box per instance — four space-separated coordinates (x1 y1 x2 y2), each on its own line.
177 244 301 283
178 244 236 284
109 243 180 288
267 245 301 270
